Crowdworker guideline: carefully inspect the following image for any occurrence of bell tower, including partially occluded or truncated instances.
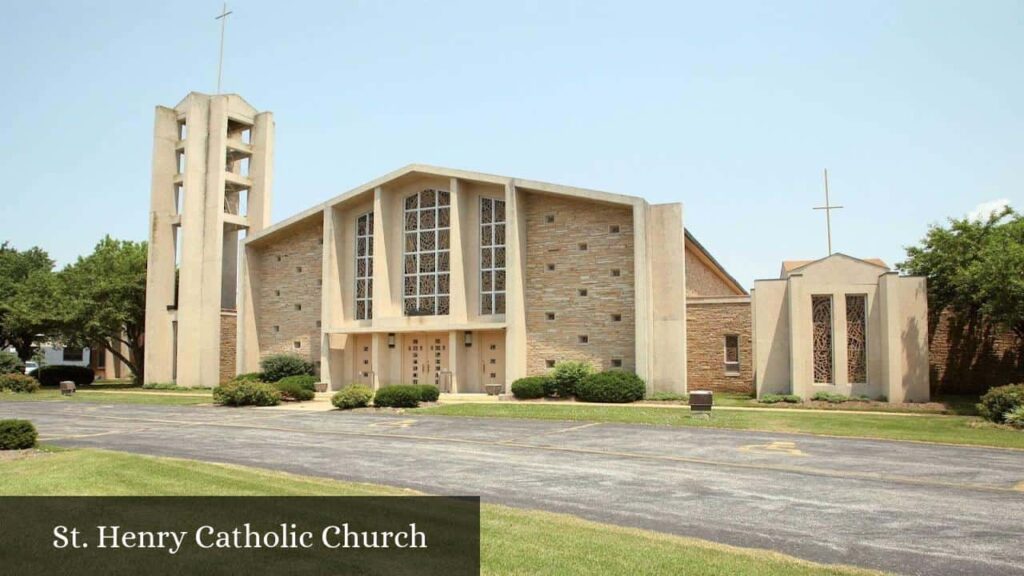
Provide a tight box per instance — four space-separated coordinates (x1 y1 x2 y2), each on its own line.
144 93 274 387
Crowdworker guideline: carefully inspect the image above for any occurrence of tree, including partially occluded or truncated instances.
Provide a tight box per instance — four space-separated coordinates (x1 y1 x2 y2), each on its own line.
898 207 1024 341
0 243 59 360
60 237 148 384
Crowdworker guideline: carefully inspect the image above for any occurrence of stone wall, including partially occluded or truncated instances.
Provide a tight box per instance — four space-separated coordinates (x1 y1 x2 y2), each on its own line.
523 193 635 374
686 298 753 394
252 218 324 367
685 246 737 297
219 312 236 383
930 308 1023 395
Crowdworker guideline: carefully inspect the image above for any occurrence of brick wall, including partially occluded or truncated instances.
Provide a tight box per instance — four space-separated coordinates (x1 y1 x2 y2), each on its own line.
686 299 753 393
524 193 635 374
930 308 1023 395
219 312 236 383
685 246 737 297
253 218 324 366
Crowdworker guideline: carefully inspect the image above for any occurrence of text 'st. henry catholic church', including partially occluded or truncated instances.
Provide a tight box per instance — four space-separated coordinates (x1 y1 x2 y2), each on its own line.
143 92 929 402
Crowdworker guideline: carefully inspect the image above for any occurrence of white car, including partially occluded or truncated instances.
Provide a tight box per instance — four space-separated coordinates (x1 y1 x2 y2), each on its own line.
24 361 38 375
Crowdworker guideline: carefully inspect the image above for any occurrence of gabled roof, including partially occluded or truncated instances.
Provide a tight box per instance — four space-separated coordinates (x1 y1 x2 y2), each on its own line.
685 230 748 296
781 253 889 278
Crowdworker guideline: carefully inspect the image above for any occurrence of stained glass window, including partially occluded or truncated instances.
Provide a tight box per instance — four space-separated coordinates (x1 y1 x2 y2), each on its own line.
812 295 834 384
846 294 867 384
403 189 450 315
355 211 374 320
480 196 506 315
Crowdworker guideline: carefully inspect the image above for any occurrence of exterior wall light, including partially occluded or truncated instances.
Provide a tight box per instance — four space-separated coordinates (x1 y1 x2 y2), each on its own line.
387 333 396 349
464 331 473 347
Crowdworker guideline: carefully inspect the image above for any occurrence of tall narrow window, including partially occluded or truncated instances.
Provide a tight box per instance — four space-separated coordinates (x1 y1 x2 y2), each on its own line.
724 335 740 374
403 189 451 315
480 196 506 315
812 295 834 384
355 211 374 320
846 294 867 383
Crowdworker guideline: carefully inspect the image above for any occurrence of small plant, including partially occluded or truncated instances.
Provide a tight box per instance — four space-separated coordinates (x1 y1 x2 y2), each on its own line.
414 384 440 402
213 380 281 406
233 372 265 383
373 385 421 408
811 391 848 404
575 371 646 403
649 391 688 402
0 351 24 375
977 383 1024 424
1004 406 1024 429
760 394 802 404
36 365 95 387
0 373 40 393
332 385 374 409
276 374 318 391
0 419 37 450
259 354 314 383
511 376 551 400
142 382 179 390
548 361 595 397
273 379 315 401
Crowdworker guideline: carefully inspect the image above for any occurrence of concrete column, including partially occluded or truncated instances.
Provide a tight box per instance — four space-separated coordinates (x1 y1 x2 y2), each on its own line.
786 274 809 398
448 178 469 323
372 187 396 319
320 207 340 386
236 244 260 374
642 203 687 394
878 272 903 402
248 112 274 231
370 333 384 391
448 330 461 393
503 182 528 389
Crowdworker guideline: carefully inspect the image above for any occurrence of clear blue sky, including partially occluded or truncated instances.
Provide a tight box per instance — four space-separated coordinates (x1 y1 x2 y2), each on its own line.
1 1 1021 287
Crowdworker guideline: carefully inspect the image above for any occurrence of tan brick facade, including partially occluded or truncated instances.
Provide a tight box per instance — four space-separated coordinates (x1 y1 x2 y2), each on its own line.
686 299 753 393
252 218 324 368
930 308 1023 395
685 247 737 297
219 312 237 383
523 193 635 374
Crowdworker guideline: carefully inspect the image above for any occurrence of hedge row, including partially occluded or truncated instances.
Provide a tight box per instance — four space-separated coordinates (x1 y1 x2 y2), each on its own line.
510 362 647 404
213 380 281 407
0 373 40 393
978 384 1024 425
36 365 95 387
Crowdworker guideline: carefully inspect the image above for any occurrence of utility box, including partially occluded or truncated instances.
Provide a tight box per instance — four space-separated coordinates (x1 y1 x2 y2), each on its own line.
689 390 713 412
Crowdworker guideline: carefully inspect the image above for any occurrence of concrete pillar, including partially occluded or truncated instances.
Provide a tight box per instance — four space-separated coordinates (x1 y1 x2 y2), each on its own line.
643 203 687 394
448 178 469 323
448 330 461 393
878 272 904 402
503 182 528 389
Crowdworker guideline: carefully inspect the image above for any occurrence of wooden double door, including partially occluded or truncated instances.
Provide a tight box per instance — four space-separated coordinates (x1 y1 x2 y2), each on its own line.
402 333 450 390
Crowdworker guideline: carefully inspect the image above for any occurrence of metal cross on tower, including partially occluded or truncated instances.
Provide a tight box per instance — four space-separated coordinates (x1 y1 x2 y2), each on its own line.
215 2 233 94
813 168 844 255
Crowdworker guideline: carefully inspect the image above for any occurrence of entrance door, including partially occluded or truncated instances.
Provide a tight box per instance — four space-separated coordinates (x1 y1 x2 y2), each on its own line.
353 334 373 386
480 332 505 388
402 333 449 388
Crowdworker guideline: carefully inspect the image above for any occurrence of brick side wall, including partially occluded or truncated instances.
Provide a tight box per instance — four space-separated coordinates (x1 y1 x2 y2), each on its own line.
685 247 737 297
219 313 236 383
686 300 754 394
930 308 1023 395
253 219 324 367
524 193 635 374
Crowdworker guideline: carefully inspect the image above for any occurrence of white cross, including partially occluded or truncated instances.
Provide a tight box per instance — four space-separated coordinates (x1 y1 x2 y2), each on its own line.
813 168 844 255
215 3 233 94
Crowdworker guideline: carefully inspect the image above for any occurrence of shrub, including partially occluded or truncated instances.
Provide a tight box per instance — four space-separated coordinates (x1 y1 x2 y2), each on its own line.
575 371 646 403
0 351 24 375
259 354 314 383
977 383 1024 424
0 419 37 450
511 376 550 400
233 372 265 383
548 361 595 397
0 374 41 393
373 385 421 408
273 379 315 401
811 391 848 404
649 391 688 402
332 385 374 410
277 374 318 392
414 384 440 402
760 394 802 404
213 380 281 407
36 365 95 387
1004 406 1024 429
142 382 179 390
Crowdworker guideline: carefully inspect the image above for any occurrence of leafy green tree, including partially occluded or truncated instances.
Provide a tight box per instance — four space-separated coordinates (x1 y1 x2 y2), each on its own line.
0 243 59 360
59 237 148 384
899 207 1024 341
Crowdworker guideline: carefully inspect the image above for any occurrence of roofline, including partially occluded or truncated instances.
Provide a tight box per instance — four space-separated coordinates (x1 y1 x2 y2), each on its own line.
785 252 890 275
684 230 748 296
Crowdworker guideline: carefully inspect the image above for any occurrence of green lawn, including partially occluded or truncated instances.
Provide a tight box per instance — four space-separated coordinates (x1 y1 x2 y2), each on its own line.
0 389 211 406
654 392 981 416
0 448 881 576
416 403 1024 449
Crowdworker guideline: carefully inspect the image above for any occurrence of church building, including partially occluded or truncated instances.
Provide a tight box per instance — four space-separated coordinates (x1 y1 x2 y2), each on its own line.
143 93 750 393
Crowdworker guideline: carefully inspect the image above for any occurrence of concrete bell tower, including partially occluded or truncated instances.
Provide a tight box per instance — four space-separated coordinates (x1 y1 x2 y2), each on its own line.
144 93 274 387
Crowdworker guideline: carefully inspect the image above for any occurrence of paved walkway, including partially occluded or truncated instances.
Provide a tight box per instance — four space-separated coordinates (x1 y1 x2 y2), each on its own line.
2 401 1022 575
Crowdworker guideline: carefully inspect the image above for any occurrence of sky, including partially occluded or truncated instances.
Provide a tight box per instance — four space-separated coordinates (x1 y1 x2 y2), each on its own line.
0 0 1021 287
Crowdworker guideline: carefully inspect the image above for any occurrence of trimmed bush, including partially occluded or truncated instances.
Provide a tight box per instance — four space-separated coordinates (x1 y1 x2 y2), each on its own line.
649 391 688 402
277 374 318 392
575 371 646 403
760 394 802 404
0 351 24 375
414 384 440 402
1004 406 1024 429
811 391 848 404
548 361 595 398
0 419 37 450
511 376 550 400
233 372 265 383
0 373 41 393
259 354 314 383
373 385 421 408
36 365 95 387
332 385 374 410
213 380 281 407
273 379 315 401
977 383 1024 424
